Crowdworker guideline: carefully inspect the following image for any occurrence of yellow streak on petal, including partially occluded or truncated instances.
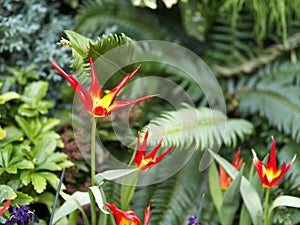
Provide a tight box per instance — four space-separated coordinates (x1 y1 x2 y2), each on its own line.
263 167 282 183
100 92 114 108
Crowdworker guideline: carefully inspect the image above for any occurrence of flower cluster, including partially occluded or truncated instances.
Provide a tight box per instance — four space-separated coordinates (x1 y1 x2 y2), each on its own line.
187 215 200 225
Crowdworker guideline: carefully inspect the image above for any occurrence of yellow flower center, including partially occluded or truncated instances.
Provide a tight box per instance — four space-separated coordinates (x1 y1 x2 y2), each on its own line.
263 167 282 182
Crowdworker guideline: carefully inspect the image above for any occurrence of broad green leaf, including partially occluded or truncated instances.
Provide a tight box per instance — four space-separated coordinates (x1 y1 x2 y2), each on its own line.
39 172 66 191
209 150 263 225
220 165 244 225
269 196 300 218
208 160 223 214
53 191 90 224
22 81 48 102
10 191 33 205
36 162 61 171
0 144 13 168
35 139 57 164
15 116 41 141
89 186 109 214
18 104 38 117
95 168 138 184
10 157 34 170
41 119 60 133
0 92 20 104
0 185 17 202
0 126 23 148
20 170 33 186
58 160 74 169
32 173 47 193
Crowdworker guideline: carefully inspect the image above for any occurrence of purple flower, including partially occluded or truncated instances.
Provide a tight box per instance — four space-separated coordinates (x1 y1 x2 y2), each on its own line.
5 205 39 225
188 215 199 225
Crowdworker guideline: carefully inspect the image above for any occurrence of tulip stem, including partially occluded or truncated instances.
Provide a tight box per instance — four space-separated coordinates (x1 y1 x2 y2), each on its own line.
264 188 271 225
91 117 97 186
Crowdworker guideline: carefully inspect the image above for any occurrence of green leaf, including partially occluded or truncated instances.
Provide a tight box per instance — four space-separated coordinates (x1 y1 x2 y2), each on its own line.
15 116 41 141
64 30 92 70
53 191 90 224
209 150 263 225
208 160 223 215
269 196 300 218
10 191 33 205
0 185 17 202
88 186 109 214
35 139 57 164
0 91 20 104
32 173 47 193
95 168 138 185
0 126 23 148
18 104 38 117
0 144 12 168
39 172 65 191
220 165 244 225
40 118 60 133
22 81 48 102
20 170 33 186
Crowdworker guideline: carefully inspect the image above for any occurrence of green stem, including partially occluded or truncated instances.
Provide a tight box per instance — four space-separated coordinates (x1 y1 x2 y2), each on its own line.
88 189 97 225
91 117 97 186
264 188 271 225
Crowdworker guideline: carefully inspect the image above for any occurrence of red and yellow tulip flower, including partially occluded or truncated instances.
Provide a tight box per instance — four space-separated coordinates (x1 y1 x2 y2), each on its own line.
219 148 243 190
134 130 174 171
252 137 296 188
51 57 158 118
105 202 150 225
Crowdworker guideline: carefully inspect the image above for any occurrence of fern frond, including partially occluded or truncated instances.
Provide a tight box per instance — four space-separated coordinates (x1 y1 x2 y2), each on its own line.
204 13 258 68
238 60 300 142
141 105 253 150
64 30 132 78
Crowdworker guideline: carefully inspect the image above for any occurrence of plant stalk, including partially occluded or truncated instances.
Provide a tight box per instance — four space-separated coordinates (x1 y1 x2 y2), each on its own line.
91 117 97 186
264 188 271 225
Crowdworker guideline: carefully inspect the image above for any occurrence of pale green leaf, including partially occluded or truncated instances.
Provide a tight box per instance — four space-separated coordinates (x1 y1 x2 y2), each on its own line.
95 168 138 185
89 186 109 214
53 191 90 224
208 160 223 215
269 196 300 217
0 185 17 202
